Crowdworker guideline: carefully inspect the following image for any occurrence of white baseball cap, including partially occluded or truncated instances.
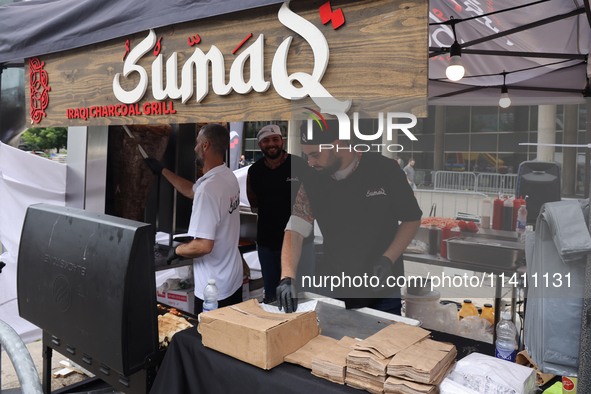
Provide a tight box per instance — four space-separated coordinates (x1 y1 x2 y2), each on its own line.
257 125 282 141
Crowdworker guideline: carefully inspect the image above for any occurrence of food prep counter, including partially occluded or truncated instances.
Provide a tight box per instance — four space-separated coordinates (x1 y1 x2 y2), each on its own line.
149 298 495 394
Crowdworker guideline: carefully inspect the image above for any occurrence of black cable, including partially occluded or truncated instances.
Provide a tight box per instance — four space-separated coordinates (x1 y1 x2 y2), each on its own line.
430 0 550 26
431 59 583 82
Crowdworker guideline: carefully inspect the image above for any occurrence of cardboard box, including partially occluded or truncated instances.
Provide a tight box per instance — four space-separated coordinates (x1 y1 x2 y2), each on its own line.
198 299 320 370
515 350 555 385
156 288 195 313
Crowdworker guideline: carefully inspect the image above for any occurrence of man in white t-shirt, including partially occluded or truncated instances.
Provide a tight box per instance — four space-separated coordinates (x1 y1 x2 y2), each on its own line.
144 124 243 313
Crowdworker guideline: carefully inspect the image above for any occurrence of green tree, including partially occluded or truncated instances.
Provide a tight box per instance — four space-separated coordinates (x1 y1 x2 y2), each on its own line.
21 127 68 151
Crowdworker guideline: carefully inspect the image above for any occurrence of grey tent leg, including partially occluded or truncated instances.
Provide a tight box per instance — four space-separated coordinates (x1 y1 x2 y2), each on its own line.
0 319 42 393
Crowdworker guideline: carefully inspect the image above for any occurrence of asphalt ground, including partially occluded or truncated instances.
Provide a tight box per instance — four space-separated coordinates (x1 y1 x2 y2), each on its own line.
1 339 90 392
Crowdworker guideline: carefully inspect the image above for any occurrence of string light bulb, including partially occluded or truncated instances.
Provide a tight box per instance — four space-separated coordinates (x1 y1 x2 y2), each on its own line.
446 40 465 82
499 73 511 108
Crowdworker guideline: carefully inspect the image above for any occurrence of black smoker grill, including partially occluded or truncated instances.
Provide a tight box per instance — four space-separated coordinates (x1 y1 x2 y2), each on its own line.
17 204 160 394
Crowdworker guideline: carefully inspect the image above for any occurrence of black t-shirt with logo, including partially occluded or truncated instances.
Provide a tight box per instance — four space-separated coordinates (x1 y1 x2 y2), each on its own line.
248 154 313 251
303 153 423 305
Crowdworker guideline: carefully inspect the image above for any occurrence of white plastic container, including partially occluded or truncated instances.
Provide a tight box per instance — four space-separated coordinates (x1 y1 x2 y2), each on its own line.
404 290 440 319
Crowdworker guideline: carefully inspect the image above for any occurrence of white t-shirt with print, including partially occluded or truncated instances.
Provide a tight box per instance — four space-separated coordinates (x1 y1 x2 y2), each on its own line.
188 164 242 300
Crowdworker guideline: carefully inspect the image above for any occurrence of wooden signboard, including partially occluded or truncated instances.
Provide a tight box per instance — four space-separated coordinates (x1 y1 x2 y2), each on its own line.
26 0 428 127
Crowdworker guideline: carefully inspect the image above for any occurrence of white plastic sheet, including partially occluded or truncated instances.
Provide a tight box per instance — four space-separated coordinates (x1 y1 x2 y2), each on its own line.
233 164 251 208
0 142 67 341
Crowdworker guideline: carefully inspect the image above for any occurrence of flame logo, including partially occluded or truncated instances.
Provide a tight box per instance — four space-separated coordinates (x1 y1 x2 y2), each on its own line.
53 275 71 312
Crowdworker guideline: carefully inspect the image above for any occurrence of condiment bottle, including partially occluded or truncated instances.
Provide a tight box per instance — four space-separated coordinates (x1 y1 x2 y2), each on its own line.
440 226 451 259
481 198 491 229
459 299 479 321
428 224 438 255
502 197 513 231
512 196 525 231
480 303 495 325
492 195 504 230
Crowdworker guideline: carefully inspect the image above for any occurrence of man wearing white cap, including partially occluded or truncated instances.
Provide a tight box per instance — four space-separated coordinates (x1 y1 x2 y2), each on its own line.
246 124 314 303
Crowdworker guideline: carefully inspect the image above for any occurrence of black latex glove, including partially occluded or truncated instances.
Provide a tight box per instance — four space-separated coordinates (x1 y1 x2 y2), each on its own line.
167 246 180 265
144 158 164 175
0 261 5 274
276 277 298 313
372 256 394 292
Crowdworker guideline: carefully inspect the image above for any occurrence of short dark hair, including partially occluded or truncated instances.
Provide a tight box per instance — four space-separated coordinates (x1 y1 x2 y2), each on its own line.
200 124 229 156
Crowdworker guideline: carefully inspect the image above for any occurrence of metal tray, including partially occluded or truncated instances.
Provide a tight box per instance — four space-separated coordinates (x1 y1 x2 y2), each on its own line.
445 236 525 269
472 228 520 242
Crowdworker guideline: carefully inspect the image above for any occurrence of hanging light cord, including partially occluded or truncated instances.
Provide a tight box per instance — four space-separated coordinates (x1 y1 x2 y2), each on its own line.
429 0 550 27
433 58 583 83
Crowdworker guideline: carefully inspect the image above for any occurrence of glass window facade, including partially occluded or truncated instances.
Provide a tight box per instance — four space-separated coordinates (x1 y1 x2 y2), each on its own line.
394 104 574 180
238 104 583 192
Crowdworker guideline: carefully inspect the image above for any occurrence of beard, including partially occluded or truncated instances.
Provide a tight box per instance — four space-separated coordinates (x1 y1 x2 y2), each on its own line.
262 145 282 160
313 153 342 176
195 150 204 167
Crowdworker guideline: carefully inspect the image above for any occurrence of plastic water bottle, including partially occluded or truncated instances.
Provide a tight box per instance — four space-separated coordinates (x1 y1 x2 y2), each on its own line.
202 279 219 312
495 312 517 362
516 204 527 241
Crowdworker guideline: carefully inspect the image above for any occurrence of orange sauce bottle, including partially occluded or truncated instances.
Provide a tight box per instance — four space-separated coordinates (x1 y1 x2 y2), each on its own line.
458 299 479 321
480 303 495 325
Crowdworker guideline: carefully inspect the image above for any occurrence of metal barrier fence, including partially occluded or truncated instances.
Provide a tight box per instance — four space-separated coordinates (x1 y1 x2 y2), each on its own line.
431 171 517 196
433 171 476 192
414 170 426 187
474 173 518 195
415 189 490 219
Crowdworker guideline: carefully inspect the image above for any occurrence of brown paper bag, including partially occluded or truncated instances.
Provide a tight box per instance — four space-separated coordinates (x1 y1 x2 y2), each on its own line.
352 323 430 359
387 338 457 384
284 335 338 369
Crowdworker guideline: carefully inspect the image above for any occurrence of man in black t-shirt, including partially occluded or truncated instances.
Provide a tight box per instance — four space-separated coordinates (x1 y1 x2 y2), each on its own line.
247 125 314 303
277 127 422 314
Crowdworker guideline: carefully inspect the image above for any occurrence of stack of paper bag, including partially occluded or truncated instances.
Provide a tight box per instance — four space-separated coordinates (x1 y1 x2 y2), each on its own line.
345 351 391 394
345 324 431 394
387 339 456 383
347 349 391 376
311 336 358 384
385 338 457 394
346 365 390 394
383 376 438 394
351 324 431 359
284 335 339 369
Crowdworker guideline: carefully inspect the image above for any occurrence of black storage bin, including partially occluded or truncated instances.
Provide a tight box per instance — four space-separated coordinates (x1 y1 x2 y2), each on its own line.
515 161 561 224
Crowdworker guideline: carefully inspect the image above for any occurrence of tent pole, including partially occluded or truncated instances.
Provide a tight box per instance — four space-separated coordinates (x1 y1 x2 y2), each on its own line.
586 98 590 200
0 65 3 141
578 96 591 391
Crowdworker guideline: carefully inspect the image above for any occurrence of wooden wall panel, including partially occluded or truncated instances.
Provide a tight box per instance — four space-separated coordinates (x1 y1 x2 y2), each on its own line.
26 0 428 127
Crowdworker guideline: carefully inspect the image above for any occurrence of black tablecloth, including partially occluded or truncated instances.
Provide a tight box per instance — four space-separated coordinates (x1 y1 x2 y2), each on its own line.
150 328 364 394
150 325 496 394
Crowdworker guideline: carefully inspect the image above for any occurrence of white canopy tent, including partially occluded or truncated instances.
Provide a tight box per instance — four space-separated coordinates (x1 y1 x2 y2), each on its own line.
1 0 591 386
